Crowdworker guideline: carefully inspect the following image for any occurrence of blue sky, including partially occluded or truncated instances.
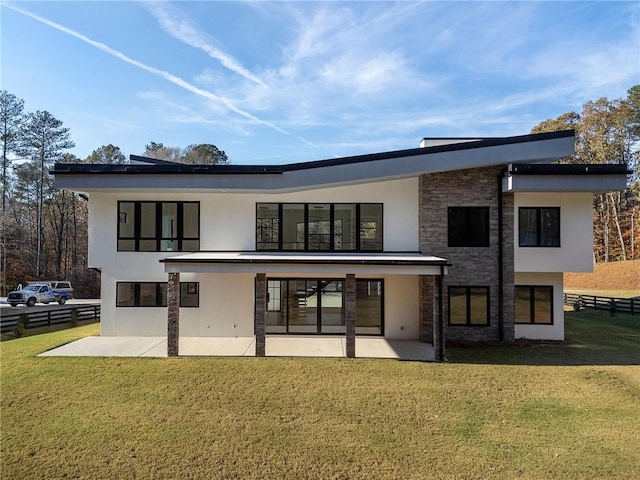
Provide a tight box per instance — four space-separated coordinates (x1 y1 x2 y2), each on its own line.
1 1 639 165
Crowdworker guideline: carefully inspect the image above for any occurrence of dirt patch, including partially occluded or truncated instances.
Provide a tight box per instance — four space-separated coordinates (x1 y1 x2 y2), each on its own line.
564 259 640 290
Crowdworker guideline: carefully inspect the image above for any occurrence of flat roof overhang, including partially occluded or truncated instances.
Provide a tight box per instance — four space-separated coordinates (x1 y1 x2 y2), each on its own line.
51 131 575 194
502 163 631 193
160 252 449 275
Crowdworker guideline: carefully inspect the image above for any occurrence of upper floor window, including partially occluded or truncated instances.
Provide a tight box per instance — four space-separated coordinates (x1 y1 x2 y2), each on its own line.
448 207 490 247
519 207 560 247
256 203 383 251
118 201 199 252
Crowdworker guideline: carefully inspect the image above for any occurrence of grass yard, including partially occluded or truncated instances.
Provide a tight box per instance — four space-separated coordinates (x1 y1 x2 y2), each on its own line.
1 314 639 480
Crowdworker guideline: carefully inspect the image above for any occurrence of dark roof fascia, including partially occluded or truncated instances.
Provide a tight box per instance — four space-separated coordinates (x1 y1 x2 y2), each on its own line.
130 155 182 166
50 163 283 175
280 130 575 172
51 130 575 176
505 163 632 176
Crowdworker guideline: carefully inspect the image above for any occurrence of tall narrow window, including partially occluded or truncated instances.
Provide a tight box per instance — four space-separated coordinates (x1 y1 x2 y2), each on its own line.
356 280 383 335
519 207 560 247
283 204 305 250
359 204 383 251
334 204 356 250
256 204 279 250
308 204 331 250
118 202 136 251
448 286 489 326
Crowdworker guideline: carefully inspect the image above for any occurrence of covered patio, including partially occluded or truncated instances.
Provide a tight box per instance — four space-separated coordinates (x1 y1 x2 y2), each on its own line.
161 251 449 361
39 335 436 361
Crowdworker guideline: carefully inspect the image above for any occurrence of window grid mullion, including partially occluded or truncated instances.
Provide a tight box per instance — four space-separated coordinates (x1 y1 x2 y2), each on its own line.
177 202 184 251
134 202 142 252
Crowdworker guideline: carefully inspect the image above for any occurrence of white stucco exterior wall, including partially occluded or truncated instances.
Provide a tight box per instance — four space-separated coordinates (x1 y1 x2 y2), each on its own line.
514 192 594 273
383 275 420 339
514 272 564 340
100 272 421 339
88 178 421 337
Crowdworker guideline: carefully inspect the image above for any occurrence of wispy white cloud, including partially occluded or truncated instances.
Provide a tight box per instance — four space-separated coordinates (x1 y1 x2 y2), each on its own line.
142 1 266 87
4 2 286 135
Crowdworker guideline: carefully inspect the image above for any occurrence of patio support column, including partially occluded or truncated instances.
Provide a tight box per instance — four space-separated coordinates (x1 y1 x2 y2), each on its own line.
419 275 435 342
167 272 180 357
255 273 267 357
345 274 356 358
433 266 446 362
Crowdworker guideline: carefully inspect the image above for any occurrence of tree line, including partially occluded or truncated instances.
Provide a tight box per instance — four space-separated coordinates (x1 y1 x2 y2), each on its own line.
1 87 638 297
0 90 228 296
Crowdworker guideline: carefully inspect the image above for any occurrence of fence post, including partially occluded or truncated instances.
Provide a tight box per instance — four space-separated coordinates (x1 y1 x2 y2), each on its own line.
47 311 51 327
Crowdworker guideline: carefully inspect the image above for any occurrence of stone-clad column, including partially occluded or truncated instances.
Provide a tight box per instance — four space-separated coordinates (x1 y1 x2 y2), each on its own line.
255 273 267 357
167 272 180 357
345 274 356 358
419 275 435 342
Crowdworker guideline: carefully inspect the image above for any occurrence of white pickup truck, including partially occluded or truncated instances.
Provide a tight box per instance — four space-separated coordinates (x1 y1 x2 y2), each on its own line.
7 284 68 307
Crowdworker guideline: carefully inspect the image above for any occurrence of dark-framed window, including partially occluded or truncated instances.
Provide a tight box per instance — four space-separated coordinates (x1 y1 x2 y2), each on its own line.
265 278 384 335
448 207 490 247
118 201 200 252
448 286 489 326
515 286 553 324
116 282 199 307
256 203 382 251
519 207 560 247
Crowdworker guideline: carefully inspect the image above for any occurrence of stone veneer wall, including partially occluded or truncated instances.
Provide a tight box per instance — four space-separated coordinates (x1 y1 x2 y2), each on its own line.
419 166 515 342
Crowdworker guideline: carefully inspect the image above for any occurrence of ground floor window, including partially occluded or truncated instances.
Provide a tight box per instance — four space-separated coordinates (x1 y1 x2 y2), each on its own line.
515 286 553 324
448 286 489 326
116 282 199 307
265 278 383 335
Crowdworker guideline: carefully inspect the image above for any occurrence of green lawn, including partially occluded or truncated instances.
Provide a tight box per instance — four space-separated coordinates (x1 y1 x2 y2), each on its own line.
1 313 639 480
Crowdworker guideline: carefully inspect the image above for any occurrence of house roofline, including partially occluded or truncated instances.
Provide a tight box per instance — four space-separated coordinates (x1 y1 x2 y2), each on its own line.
51 130 575 176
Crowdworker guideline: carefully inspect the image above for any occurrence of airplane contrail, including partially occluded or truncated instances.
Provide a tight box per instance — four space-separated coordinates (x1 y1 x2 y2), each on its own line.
5 3 288 134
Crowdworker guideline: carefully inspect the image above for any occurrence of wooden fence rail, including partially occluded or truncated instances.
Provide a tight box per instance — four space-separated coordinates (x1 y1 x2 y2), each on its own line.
564 293 639 316
0 305 100 333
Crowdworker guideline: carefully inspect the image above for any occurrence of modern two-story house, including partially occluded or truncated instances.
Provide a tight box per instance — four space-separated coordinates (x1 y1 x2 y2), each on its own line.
52 130 629 360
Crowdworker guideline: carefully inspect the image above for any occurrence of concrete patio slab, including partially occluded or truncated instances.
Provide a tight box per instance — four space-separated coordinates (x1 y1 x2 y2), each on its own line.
39 336 167 357
38 335 435 361
180 337 255 356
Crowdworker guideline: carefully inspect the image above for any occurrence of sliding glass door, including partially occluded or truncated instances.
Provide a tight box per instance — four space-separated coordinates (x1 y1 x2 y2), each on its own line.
265 278 383 335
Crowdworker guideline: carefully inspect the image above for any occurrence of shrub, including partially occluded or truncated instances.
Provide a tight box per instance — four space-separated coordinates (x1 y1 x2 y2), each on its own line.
13 314 29 338
18 313 30 328
70 309 79 327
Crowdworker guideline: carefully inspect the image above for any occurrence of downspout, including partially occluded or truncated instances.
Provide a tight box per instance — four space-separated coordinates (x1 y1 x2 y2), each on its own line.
438 264 445 362
497 172 504 342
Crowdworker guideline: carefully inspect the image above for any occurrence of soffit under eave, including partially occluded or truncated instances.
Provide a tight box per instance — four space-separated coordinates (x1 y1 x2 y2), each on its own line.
162 263 448 276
